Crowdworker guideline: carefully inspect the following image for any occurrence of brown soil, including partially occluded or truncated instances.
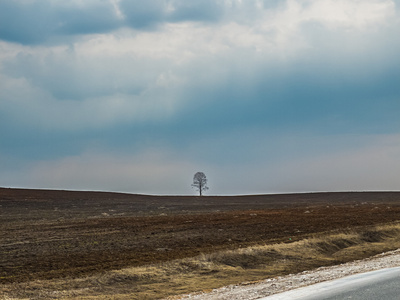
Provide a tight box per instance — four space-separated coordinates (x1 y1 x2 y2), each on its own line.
1 188 400 284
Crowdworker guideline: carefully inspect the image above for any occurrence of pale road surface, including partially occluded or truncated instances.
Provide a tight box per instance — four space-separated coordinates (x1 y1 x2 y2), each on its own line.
176 249 400 299
260 267 400 300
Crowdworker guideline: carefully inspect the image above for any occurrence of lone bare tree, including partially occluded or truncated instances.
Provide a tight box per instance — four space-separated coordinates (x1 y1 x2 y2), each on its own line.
191 172 209 196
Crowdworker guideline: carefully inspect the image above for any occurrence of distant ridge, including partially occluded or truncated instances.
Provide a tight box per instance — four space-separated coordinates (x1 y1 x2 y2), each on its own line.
1 186 400 200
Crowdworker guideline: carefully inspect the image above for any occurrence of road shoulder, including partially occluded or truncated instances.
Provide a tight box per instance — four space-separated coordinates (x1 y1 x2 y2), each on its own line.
176 249 400 300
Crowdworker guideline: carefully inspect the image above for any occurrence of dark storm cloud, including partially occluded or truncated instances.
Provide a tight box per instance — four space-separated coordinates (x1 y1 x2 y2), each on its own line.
56 3 121 36
0 0 227 45
0 0 121 44
0 1 56 44
168 0 224 22
118 0 169 29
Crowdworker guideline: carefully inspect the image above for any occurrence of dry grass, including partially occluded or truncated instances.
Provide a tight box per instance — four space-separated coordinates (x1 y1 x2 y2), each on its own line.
2 222 400 300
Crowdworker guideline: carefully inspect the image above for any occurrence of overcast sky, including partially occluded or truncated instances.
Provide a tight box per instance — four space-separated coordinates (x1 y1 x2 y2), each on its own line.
1 0 400 195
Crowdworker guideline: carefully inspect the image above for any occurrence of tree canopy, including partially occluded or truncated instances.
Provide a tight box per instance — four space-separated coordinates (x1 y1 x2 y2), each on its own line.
191 172 209 196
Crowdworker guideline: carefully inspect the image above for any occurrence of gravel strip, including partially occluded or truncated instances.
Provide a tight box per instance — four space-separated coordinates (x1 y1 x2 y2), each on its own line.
176 249 400 299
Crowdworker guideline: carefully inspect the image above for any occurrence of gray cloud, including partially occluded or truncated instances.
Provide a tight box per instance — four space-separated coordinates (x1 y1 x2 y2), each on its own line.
4 49 155 100
1 0 400 194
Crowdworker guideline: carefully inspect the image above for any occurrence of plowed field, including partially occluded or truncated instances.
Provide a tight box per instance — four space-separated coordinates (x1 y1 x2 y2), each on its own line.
1 188 400 283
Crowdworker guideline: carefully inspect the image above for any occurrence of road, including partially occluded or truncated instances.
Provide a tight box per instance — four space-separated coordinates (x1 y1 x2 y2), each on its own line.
261 267 400 300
